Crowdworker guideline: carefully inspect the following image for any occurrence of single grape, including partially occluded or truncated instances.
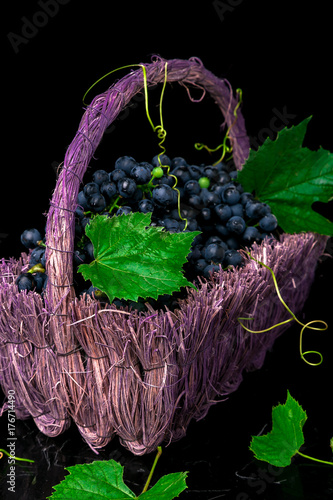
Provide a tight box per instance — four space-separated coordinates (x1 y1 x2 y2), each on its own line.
226 216 246 235
245 201 270 219
221 185 241 205
138 199 154 213
88 193 107 213
117 177 137 198
184 179 201 196
204 243 225 263
29 247 46 268
100 181 117 200
223 249 243 267
152 184 175 207
187 165 203 180
20 228 43 249
152 166 164 179
242 226 261 243
83 182 100 197
203 263 220 279
215 204 232 222
259 213 278 232
110 169 127 183
130 164 151 184
92 170 109 186
16 273 36 292
115 156 137 175
198 176 210 189
195 258 209 274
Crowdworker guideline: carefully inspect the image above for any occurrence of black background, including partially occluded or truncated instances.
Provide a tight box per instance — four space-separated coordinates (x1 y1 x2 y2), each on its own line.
1 1 332 499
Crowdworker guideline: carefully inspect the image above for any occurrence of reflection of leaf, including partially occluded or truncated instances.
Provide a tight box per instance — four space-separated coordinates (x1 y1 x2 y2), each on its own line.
47 459 188 499
78 212 200 303
238 117 333 235
249 391 307 467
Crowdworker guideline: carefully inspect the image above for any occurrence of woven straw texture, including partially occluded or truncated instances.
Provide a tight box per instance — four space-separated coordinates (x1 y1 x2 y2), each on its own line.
0 57 328 455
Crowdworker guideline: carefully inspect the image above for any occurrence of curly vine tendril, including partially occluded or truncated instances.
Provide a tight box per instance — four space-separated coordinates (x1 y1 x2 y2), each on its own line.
237 253 328 366
83 62 188 229
140 63 188 229
194 88 243 166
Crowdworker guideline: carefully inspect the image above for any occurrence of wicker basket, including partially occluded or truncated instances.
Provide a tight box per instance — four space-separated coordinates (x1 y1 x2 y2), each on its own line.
0 57 327 455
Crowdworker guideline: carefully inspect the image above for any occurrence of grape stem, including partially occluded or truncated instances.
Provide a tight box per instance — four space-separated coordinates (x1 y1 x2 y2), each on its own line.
297 450 333 466
141 446 163 494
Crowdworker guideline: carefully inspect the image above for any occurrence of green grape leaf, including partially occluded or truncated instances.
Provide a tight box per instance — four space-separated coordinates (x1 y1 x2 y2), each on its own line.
249 391 307 467
47 459 188 500
47 459 136 499
237 116 333 235
78 212 200 303
139 472 188 499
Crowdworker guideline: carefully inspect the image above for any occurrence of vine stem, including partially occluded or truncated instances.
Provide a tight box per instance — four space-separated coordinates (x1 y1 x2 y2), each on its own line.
297 450 333 466
0 448 34 463
141 446 163 494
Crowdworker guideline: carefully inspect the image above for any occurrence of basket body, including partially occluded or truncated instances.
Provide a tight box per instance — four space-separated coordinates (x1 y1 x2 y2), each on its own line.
0 57 328 454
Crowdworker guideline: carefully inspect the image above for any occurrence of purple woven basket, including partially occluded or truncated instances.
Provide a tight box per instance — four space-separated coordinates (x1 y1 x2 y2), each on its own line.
0 57 328 455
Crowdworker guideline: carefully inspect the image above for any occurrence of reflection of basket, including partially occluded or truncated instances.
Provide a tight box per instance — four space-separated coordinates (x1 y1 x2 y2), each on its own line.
0 57 327 455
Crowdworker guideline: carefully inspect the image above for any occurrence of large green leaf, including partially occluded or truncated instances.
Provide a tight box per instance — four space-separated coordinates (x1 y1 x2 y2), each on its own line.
249 391 307 467
237 117 333 235
78 212 200 303
47 460 136 499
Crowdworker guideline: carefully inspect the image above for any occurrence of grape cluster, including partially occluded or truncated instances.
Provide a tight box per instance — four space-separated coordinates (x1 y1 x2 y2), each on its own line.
16 154 280 310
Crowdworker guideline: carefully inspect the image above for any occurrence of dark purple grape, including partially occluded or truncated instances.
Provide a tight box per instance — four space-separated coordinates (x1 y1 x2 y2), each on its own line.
117 178 137 198
92 170 109 186
152 184 175 207
20 229 42 249
16 273 36 292
115 156 137 175
138 199 154 213
84 182 100 197
226 216 246 235
88 193 107 213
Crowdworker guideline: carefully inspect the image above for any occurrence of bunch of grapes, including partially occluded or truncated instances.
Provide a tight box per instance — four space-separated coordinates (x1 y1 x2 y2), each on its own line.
16 154 279 310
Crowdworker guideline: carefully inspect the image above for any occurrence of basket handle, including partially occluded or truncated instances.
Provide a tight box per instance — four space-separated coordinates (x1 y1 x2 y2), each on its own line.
45 56 250 319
